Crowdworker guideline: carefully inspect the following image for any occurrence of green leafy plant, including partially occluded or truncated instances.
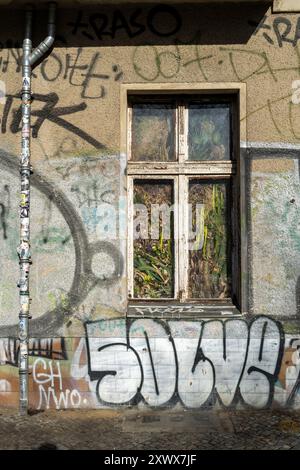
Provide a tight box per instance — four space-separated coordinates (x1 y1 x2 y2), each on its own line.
189 182 230 298
133 181 174 298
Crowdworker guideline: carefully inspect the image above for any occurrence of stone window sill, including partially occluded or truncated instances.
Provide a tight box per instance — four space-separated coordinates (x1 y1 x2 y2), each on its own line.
127 301 242 319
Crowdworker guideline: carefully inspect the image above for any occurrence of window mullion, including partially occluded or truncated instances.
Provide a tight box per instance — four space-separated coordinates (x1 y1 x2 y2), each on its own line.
173 175 179 300
178 174 189 301
127 176 134 299
178 102 186 163
127 105 132 161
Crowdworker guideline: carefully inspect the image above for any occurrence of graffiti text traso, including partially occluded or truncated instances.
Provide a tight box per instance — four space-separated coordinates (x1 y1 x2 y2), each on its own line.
67 5 182 41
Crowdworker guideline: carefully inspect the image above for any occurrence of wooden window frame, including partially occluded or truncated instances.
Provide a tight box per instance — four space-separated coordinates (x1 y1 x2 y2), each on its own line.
120 83 247 318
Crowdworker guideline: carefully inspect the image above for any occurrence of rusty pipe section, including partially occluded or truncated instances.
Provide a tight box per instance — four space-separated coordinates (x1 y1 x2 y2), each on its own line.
18 2 56 415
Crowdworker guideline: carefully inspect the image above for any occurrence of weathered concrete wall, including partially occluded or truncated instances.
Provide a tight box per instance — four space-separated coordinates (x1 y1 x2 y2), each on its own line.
0 2 300 409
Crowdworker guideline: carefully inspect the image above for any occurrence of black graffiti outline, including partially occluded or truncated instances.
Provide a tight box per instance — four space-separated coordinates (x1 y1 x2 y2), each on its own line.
0 184 9 239
95 343 144 407
84 316 292 410
250 15 300 48
193 319 247 409
0 39 22 74
0 151 124 337
284 338 300 407
67 5 182 41
241 317 285 410
0 337 67 366
1 93 106 149
147 5 182 38
85 317 180 409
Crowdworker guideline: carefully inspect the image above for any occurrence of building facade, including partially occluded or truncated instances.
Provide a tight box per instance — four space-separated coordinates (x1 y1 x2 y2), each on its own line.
0 0 300 410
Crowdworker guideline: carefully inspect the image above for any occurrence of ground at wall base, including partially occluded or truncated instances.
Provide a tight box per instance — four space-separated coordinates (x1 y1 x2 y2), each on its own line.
0 408 300 450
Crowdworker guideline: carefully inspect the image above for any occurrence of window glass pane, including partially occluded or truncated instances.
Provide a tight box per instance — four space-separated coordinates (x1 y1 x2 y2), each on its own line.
188 104 231 161
131 104 176 161
188 179 231 299
133 179 174 298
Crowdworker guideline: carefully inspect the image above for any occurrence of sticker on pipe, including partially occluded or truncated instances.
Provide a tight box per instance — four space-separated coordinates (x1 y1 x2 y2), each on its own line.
22 77 30 90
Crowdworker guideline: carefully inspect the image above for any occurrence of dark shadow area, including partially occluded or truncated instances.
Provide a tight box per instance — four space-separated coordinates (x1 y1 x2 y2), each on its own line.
28 408 45 415
0 2 271 48
37 442 58 450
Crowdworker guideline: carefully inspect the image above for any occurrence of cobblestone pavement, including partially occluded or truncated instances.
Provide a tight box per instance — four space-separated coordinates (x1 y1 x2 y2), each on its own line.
0 407 300 450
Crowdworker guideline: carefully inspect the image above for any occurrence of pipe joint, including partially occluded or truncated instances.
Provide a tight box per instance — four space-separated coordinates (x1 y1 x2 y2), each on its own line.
29 2 56 67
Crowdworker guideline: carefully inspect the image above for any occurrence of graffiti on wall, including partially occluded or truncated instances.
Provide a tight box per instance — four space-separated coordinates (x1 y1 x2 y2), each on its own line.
132 41 300 141
0 316 299 410
1 93 105 148
250 15 300 47
32 358 83 410
0 150 124 336
0 43 123 100
0 184 10 239
0 337 85 409
39 48 123 99
2 9 300 146
0 6 299 411
66 5 182 41
0 337 67 366
83 316 299 409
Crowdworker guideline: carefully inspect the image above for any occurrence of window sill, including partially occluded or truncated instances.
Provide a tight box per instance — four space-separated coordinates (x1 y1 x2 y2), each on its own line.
127 301 242 319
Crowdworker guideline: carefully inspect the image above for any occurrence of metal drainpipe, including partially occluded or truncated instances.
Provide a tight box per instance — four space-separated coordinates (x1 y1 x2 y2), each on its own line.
18 2 56 415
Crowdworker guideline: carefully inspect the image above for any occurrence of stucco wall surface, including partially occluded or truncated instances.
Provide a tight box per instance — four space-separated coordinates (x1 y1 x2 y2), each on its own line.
0 2 300 410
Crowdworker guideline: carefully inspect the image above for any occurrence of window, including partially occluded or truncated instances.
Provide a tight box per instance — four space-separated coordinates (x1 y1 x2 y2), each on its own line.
127 92 242 315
